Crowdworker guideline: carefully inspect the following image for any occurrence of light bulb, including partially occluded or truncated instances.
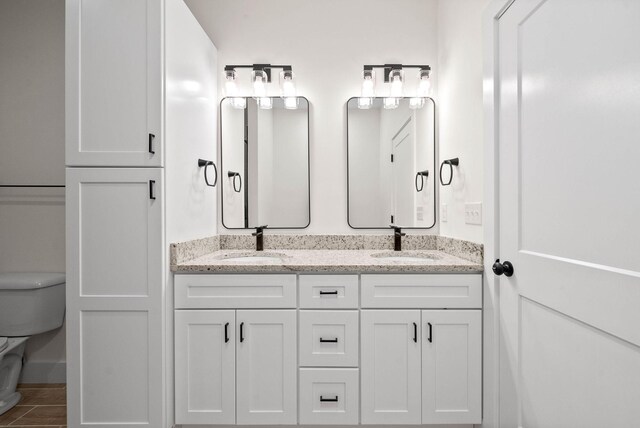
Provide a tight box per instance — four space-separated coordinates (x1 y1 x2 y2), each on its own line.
384 97 399 109
361 69 376 98
409 97 425 109
284 97 298 109
280 70 296 97
358 97 373 109
224 69 238 97
417 69 431 97
252 69 268 98
258 97 272 109
389 69 404 98
231 97 246 109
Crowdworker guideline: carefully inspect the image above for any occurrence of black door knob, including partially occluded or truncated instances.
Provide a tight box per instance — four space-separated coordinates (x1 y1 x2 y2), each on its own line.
492 259 514 277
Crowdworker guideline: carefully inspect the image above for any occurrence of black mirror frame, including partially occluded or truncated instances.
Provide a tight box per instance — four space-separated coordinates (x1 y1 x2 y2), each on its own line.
346 96 437 229
219 96 311 230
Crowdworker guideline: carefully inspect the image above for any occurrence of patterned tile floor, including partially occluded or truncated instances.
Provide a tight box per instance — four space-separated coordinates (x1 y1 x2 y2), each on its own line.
0 384 66 427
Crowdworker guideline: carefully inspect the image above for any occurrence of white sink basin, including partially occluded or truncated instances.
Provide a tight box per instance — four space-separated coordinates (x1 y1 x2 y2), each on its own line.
223 256 282 263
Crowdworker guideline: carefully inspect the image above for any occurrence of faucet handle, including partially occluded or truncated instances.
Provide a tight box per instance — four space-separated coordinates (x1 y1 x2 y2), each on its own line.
389 224 406 235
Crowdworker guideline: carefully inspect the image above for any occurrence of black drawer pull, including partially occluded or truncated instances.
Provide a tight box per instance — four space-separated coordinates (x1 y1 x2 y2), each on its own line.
413 322 418 343
240 322 244 342
224 322 230 343
427 322 433 343
319 290 338 296
320 395 339 402
320 337 338 343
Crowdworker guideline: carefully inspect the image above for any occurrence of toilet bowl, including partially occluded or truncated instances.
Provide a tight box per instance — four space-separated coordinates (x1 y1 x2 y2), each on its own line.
0 273 65 416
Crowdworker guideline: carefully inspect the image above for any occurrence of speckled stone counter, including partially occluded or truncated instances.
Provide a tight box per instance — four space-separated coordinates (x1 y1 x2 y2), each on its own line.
171 249 483 273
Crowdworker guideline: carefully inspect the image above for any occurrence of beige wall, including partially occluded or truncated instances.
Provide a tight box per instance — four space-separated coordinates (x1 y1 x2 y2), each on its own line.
0 0 66 382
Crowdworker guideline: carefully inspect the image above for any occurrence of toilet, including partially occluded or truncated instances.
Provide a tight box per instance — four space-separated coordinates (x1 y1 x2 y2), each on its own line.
0 273 65 415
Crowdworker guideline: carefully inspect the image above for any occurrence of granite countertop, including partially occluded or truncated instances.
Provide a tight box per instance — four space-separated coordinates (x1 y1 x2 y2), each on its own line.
172 249 483 273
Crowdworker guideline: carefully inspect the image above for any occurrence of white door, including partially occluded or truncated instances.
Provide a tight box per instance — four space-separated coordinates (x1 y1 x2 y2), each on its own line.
66 168 163 427
360 310 421 424
236 310 297 425
421 310 481 424
496 1 640 426
391 115 416 226
175 310 235 425
66 0 161 167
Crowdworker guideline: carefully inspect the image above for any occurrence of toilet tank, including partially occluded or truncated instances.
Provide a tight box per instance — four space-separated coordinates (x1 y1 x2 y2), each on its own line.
0 273 66 337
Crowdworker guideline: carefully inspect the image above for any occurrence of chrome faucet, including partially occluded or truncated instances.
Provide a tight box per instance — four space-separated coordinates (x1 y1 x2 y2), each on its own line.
389 225 406 252
252 225 268 251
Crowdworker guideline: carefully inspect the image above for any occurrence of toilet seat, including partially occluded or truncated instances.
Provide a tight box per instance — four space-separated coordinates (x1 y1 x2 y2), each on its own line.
0 338 7 353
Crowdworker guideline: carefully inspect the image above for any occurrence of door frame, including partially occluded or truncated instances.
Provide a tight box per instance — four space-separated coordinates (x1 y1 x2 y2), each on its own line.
482 1 517 427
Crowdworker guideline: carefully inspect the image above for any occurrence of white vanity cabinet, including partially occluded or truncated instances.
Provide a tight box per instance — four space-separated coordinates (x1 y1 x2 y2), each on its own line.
174 275 298 426
174 272 482 426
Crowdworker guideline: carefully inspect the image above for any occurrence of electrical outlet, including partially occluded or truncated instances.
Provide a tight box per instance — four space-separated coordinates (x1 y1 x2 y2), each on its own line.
416 206 424 222
441 203 448 222
465 203 482 225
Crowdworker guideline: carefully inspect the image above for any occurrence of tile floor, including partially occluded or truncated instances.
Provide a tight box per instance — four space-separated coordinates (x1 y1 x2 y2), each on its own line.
0 384 66 427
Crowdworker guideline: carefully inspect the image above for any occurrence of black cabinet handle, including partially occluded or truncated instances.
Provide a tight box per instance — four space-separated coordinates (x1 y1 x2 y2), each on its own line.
224 322 229 343
149 180 156 200
240 322 244 342
319 290 338 296
427 322 433 343
413 322 418 343
149 133 155 154
320 396 339 402
320 337 338 343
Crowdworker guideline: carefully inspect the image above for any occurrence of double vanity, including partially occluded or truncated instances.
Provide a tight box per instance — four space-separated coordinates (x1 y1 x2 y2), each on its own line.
171 235 483 426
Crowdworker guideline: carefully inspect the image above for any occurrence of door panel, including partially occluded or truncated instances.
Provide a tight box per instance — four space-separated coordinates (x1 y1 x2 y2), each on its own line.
236 310 297 425
66 168 163 427
421 310 481 424
175 310 235 425
360 310 421 424
66 0 161 166
497 0 640 426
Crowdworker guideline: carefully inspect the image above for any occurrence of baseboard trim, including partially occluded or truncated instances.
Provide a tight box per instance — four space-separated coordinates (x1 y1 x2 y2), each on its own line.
19 361 66 384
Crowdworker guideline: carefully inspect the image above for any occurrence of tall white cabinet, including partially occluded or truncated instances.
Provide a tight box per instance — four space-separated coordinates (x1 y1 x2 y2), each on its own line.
65 0 218 426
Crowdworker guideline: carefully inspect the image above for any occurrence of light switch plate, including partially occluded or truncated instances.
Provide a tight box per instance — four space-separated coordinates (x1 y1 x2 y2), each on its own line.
441 203 448 222
465 202 482 225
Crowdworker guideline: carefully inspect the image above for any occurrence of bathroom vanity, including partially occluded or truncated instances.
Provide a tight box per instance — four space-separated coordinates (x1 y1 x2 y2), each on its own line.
172 245 483 426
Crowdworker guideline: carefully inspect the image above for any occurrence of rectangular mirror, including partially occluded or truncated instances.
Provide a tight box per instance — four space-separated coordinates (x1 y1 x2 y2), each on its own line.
221 97 310 229
347 97 436 229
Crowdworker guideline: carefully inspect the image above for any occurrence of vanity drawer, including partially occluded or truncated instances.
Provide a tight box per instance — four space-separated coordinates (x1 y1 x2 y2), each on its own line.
299 310 359 367
299 368 359 425
299 275 358 308
361 274 482 309
174 274 296 308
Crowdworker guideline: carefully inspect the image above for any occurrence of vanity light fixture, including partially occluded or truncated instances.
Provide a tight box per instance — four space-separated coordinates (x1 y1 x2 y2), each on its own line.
358 64 432 109
224 69 247 109
224 64 297 110
280 69 298 109
358 69 376 109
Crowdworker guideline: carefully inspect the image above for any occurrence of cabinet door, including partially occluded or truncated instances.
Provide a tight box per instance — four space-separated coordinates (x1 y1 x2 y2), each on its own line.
421 310 481 424
175 310 235 425
66 168 163 427
66 0 161 166
361 310 421 424
236 310 297 425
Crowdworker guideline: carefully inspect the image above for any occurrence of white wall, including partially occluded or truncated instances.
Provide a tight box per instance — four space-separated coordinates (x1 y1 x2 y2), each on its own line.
186 0 439 234
437 0 492 243
0 0 66 382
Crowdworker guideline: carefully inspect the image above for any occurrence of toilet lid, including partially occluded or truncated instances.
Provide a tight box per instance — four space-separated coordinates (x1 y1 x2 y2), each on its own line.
0 273 65 290
0 337 7 353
